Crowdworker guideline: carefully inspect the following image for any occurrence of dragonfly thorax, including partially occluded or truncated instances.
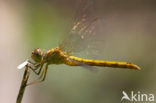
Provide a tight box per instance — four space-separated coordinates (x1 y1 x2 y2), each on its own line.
45 48 68 64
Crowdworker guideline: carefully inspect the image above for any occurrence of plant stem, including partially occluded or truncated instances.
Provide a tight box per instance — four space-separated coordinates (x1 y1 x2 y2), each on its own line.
16 65 30 103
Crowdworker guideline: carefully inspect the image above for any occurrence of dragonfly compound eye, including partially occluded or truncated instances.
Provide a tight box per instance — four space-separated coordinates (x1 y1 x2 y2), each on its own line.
31 48 42 62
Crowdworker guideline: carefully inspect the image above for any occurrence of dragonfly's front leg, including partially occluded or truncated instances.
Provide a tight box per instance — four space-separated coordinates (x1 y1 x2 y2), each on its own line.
27 61 44 75
27 64 48 86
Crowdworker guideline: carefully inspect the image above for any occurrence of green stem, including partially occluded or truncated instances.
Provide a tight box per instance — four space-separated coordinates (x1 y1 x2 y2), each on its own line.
16 66 30 103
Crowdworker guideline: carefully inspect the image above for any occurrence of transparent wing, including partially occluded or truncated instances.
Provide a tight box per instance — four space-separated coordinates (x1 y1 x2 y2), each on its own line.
60 0 106 59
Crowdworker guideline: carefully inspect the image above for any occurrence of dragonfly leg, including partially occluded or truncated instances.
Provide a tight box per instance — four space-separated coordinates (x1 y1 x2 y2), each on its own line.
27 64 48 86
28 63 44 75
38 64 48 81
27 65 40 75
28 60 36 65
34 64 44 75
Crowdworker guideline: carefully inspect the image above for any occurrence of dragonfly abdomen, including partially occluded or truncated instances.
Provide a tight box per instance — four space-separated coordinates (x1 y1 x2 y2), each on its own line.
68 56 140 70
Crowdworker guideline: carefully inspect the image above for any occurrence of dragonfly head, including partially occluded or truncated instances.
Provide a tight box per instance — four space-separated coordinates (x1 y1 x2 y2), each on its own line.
31 48 42 63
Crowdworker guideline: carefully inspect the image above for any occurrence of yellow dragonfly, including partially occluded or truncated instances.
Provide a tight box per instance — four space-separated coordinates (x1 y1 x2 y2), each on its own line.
18 0 140 85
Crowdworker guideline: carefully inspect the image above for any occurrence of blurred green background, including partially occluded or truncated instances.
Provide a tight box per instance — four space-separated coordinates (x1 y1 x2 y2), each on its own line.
0 0 156 103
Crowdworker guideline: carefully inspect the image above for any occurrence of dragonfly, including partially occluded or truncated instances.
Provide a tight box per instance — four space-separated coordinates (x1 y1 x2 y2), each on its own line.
18 0 140 85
